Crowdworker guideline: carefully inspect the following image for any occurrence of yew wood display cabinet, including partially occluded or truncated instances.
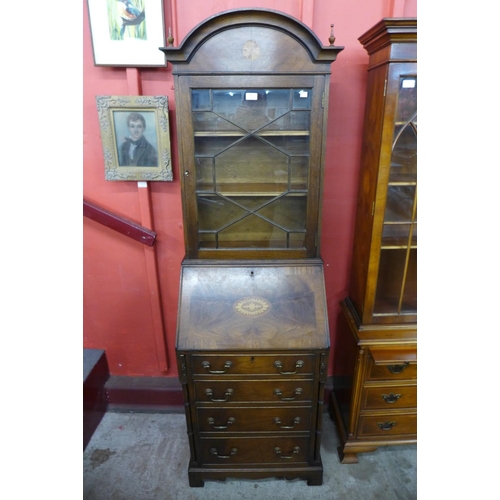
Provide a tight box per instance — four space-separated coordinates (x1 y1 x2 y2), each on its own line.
329 18 417 464
160 9 343 486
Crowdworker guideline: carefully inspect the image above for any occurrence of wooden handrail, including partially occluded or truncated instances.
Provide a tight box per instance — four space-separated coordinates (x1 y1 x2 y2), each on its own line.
83 200 157 247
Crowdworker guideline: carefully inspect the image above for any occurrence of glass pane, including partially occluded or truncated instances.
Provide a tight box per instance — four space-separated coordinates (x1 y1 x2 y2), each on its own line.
263 89 292 118
261 135 310 155
214 136 289 194
257 195 307 231
197 195 248 232
290 157 308 191
382 223 417 248
193 112 245 134
224 90 272 131
384 186 416 223
390 124 417 183
218 215 288 248
212 90 245 120
194 136 239 156
389 77 417 184
260 111 310 132
293 89 312 109
396 78 417 123
192 89 211 111
289 232 306 248
403 248 417 312
374 249 416 315
195 157 214 191
198 232 217 248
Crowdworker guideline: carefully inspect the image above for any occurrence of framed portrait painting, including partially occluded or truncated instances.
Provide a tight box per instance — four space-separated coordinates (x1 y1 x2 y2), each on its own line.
96 95 173 181
87 0 166 66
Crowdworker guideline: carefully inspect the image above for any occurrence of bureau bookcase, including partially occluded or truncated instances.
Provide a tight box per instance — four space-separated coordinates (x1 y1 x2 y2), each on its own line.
161 9 343 486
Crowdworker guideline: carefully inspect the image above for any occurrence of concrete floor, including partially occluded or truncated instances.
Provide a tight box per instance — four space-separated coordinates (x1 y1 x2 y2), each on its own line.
83 411 416 499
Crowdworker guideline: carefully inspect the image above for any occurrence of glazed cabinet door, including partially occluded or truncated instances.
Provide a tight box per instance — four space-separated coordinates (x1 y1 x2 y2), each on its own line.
177 75 327 260
373 68 417 322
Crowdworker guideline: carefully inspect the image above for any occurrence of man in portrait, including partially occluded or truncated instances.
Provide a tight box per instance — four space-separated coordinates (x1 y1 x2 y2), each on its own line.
119 112 157 166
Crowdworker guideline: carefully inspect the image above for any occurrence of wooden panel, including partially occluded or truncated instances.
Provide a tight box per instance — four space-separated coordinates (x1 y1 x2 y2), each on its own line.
357 413 417 437
188 27 319 73
361 385 416 410
196 406 312 433
193 380 315 404
199 436 311 465
366 348 417 381
177 261 329 351
190 354 315 376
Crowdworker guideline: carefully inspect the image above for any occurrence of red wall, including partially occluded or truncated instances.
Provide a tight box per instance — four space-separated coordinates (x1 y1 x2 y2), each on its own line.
83 0 417 378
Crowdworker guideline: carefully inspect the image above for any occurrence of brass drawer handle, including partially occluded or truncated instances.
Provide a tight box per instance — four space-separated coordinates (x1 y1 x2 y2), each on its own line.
205 388 234 402
382 393 402 404
377 421 396 431
387 362 409 374
210 447 237 459
274 360 304 375
273 387 302 401
275 446 300 459
207 417 235 429
274 417 301 429
202 360 233 374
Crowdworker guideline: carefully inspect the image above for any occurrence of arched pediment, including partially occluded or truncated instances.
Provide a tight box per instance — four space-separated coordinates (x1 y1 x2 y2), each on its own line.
160 9 343 74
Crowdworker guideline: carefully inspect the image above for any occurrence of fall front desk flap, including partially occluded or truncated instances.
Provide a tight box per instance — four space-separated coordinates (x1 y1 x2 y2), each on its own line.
176 261 329 351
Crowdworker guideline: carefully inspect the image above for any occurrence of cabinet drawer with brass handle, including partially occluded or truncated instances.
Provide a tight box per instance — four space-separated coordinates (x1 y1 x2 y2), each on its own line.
190 354 315 376
199 436 310 465
357 413 417 437
361 385 417 410
366 349 417 381
193 380 314 403
197 406 312 433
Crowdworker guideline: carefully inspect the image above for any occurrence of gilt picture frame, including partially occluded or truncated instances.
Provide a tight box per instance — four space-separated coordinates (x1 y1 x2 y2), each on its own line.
96 95 173 181
87 0 166 67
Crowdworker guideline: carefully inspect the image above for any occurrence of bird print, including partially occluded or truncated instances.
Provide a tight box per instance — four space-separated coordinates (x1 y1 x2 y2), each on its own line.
116 0 145 39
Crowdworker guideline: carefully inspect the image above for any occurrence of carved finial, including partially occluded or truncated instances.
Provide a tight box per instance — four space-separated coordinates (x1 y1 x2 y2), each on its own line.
329 24 336 45
167 27 174 46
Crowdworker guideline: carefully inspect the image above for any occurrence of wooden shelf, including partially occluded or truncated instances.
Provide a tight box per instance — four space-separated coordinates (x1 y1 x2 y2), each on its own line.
381 244 417 250
198 240 305 249
194 130 310 137
196 184 307 196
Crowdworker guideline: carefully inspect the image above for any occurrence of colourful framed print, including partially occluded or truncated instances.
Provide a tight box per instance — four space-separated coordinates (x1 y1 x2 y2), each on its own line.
87 0 166 66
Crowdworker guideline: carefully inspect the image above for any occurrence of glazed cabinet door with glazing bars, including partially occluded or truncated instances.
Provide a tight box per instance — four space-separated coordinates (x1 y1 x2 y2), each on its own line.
178 75 326 260
374 71 417 321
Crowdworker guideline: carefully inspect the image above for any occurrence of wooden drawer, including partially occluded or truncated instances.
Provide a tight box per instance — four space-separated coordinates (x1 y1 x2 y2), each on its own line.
361 385 416 410
193 379 314 403
197 406 312 433
366 348 417 381
199 436 311 465
190 354 315 377
357 413 417 437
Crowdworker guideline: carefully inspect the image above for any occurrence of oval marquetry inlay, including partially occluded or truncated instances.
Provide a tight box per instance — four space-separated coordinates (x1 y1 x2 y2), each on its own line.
234 296 271 316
